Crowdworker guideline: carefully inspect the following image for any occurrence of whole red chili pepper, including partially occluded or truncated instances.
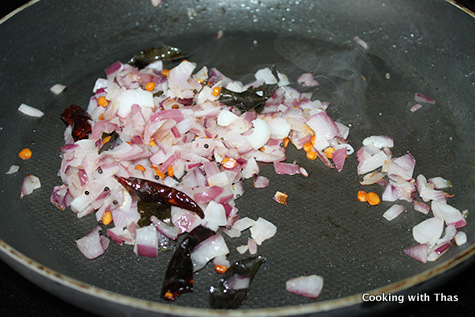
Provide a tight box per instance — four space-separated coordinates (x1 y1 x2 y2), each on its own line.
115 176 204 219
61 104 92 141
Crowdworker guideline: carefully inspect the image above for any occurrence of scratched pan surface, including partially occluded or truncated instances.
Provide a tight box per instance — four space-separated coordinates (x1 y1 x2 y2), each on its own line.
0 0 474 316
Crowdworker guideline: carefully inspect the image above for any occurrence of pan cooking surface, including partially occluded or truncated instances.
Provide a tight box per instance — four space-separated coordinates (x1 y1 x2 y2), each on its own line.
0 0 473 315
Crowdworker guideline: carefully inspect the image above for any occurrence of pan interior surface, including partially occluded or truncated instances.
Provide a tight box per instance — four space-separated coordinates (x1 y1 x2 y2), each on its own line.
0 0 473 315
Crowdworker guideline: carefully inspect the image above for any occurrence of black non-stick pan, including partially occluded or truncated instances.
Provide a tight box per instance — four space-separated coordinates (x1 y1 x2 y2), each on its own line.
0 1 474 316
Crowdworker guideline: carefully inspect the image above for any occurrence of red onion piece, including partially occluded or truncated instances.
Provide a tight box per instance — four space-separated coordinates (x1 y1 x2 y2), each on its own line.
431 201 466 228
332 147 347 172
134 224 159 258
20 175 41 198
273 161 301 175
76 226 109 259
191 233 229 272
403 244 429 263
415 93 436 104
297 73 319 87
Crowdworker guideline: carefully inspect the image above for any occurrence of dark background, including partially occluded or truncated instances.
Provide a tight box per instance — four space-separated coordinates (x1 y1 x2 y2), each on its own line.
1 0 474 316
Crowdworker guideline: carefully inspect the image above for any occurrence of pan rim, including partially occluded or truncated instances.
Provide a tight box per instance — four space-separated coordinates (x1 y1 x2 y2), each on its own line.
1 237 474 316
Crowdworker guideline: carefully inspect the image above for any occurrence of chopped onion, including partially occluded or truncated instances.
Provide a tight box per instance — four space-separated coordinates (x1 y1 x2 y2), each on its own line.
18 103 44 118
362 135 394 149
383 204 405 221
250 217 277 245
286 275 324 298
232 217 256 232
403 244 429 263
133 224 158 258
297 73 319 87
246 119 271 150
415 93 436 104
353 36 369 50
50 83 66 95
254 67 277 85
5 165 19 174
20 175 41 198
428 177 452 189
191 233 229 272
76 226 109 259
412 217 444 245
410 104 423 112
431 201 466 228
454 232 467 246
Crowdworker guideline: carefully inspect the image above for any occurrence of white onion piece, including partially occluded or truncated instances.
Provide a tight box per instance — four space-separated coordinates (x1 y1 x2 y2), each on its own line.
50 83 66 95
133 224 158 258
277 72 290 86
246 119 271 150
6 165 19 174
357 150 388 175
115 88 154 117
286 275 324 298
232 217 256 232
191 233 229 272
383 204 405 221
403 244 429 263
412 217 444 245
362 135 394 149
268 117 291 139
217 109 239 126
254 67 277 85
454 232 467 246
431 201 466 228
250 217 277 245
203 201 227 231
360 172 385 185
18 103 44 118
20 175 41 198
76 226 109 259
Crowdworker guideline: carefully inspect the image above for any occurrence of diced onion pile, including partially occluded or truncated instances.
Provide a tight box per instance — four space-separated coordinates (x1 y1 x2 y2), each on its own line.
51 59 352 279
357 135 468 263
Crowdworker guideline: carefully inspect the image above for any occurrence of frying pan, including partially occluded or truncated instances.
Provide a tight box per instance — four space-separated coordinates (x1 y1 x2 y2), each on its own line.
0 0 473 316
